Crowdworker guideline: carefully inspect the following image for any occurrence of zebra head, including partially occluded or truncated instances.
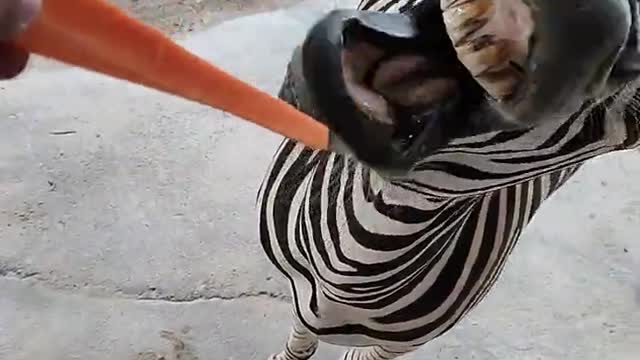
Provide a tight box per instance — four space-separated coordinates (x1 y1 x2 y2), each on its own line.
300 0 640 178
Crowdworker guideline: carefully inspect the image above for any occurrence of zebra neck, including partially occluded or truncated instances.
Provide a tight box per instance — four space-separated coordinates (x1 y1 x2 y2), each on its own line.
326 154 467 235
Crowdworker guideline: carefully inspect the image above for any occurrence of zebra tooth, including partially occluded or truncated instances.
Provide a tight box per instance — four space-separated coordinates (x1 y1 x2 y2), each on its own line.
441 0 533 100
475 67 522 100
455 36 511 76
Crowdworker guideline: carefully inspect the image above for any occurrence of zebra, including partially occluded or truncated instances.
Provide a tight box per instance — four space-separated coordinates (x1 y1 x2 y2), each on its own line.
257 0 640 359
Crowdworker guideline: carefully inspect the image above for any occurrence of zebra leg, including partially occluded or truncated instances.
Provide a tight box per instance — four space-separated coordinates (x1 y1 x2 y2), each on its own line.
341 344 419 360
269 317 319 360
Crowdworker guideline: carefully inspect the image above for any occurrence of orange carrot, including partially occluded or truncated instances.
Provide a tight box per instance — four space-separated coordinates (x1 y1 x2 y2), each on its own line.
13 0 329 150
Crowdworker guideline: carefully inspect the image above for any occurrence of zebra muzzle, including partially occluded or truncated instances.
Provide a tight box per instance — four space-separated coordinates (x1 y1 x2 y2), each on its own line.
442 0 633 125
298 1 633 176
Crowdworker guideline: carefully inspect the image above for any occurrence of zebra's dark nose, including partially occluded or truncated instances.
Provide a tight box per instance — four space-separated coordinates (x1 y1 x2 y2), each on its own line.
443 0 633 126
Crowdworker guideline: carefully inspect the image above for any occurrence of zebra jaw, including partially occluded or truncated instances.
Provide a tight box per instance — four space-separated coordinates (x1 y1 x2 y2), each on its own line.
301 10 470 175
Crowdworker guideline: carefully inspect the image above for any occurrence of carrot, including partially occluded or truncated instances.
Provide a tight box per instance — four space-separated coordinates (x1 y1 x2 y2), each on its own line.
12 0 329 150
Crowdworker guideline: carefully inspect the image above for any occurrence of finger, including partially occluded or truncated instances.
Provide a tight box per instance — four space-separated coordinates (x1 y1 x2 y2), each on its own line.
0 42 29 79
0 0 41 40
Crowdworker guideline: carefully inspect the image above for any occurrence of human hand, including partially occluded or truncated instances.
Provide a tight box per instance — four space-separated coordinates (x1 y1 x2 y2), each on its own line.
0 0 41 79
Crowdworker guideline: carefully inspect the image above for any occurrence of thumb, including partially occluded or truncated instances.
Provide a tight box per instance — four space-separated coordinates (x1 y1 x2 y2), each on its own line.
0 42 29 79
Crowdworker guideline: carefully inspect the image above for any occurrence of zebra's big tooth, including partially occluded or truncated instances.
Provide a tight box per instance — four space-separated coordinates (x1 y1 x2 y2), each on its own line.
441 0 534 101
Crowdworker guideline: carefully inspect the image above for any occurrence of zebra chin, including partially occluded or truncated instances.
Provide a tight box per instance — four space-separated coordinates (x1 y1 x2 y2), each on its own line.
300 0 636 178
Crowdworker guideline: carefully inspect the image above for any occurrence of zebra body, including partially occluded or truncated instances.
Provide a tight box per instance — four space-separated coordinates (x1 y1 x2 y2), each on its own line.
257 0 640 358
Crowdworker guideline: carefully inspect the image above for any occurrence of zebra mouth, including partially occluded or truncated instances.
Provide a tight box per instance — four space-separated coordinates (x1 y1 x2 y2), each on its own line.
341 35 461 152
301 9 488 171
336 8 483 156
301 4 535 165
321 0 536 156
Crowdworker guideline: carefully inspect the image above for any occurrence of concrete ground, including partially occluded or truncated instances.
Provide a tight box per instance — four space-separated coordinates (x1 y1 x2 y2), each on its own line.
108 0 305 34
1 1 639 359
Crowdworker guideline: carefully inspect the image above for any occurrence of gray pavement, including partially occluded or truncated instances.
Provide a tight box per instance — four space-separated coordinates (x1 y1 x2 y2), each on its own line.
1 1 639 359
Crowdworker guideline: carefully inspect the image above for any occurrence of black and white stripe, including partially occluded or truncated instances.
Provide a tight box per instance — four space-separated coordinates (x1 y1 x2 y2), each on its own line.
260 1 640 359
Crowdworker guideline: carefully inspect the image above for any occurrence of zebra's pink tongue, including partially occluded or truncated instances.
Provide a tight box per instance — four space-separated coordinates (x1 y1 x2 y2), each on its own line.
441 0 534 101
